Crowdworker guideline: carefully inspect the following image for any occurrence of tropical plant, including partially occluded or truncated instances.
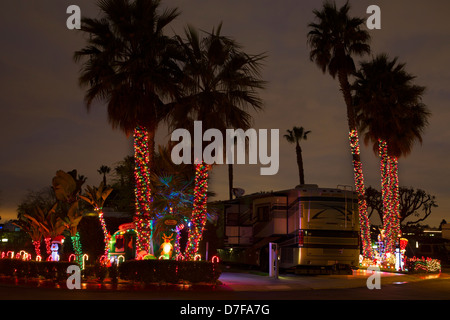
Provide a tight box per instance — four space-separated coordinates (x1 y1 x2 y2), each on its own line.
13 217 43 257
74 0 182 255
170 24 266 259
284 126 311 186
353 54 430 253
23 204 65 256
59 201 84 266
307 0 373 258
79 182 114 257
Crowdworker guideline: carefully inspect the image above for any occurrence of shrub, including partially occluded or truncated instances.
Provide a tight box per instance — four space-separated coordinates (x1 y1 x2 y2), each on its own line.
119 260 221 284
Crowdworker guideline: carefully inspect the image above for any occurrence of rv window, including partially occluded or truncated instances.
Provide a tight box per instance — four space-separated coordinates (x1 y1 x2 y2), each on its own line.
256 206 270 222
226 212 239 226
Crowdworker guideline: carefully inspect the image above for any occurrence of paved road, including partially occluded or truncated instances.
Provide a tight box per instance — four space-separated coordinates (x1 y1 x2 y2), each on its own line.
1 269 449 300
1 271 448 318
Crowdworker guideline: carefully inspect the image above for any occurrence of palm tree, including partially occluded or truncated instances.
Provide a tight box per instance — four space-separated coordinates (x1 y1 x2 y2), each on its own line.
353 54 430 255
284 126 311 186
74 0 182 255
97 165 111 186
23 204 66 257
307 0 373 258
170 24 266 259
59 201 84 266
13 217 43 258
79 182 113 257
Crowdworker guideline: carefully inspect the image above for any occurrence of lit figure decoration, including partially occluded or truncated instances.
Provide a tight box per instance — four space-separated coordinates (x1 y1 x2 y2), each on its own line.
159 233 174 260
50 235 64 262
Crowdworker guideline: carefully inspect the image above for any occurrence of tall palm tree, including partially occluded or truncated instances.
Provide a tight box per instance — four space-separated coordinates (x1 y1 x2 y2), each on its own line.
74 0 182 255
97 165 111 186
170 24 266 259
284 126 311 186
79 182 114 257
353 54 430 255
307 0 373 258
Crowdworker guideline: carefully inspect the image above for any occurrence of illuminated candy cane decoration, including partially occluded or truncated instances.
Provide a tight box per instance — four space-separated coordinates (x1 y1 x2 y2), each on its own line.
68 254 77 262
47 255 53 261
194 254 201 261
118 255 125 265
211 255 220 264
82 254 89 270
176 253 184 261
36 255 42 262
7 251 14 259
100 255 108 265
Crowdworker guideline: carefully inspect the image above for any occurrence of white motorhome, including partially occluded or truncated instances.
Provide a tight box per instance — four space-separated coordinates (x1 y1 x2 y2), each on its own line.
219 185 360 274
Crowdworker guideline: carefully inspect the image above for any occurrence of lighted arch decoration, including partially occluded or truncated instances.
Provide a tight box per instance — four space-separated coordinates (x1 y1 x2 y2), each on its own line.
211 255 220 264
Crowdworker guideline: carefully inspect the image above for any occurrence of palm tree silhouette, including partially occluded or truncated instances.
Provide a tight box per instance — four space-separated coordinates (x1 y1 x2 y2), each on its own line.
74 0 182 254
97 165 111 186
284 126 311 186
170 24 266 259
307 0 373 258
353 54 430 254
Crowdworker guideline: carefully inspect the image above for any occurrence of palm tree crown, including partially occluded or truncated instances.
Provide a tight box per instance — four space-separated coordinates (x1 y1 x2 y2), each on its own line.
284 126 311 186
353 54 430 158
74 0 182 135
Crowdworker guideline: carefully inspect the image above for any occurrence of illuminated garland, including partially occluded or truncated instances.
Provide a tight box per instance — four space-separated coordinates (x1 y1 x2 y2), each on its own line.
407 257 441 273
71 232 83 267
44 237 52 256
32 240 41 258
379 140 400 255
185 163 210 260
133 126 152 255
96 208 111 257
349 130 373 259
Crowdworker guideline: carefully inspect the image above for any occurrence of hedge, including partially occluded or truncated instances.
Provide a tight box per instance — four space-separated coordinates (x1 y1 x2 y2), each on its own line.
119 260 222 284
0 259 222 285
0 259 73 281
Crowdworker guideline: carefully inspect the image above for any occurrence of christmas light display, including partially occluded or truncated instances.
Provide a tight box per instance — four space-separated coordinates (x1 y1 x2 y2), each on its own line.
378 140 400 255
349 130 373 259
96 208 111 257
44 237 52 256
32 240 41 258
184 163 210 260
71 232 83 267
133 126 152 255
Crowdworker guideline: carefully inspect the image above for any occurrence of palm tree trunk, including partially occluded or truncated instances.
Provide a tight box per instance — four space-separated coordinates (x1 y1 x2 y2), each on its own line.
185 162 209 260
338 70 373 259
33 240 41 258
133 126 152 256
296 143 305 185
385 154 400 255
379 140 401 256
97 208 110 257
71 232 83 267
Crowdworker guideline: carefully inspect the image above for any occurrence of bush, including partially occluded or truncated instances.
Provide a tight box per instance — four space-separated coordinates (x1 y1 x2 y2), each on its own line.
119 260 221 284
0 259 73 280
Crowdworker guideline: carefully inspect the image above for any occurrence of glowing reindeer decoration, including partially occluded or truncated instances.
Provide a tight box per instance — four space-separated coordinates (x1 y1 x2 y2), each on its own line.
159 233 174 260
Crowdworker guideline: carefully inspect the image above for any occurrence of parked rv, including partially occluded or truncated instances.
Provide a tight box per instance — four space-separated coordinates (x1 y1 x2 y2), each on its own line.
218 185 360 274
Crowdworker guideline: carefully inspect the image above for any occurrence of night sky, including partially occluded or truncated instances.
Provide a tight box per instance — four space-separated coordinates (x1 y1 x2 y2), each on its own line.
0 0 449 227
